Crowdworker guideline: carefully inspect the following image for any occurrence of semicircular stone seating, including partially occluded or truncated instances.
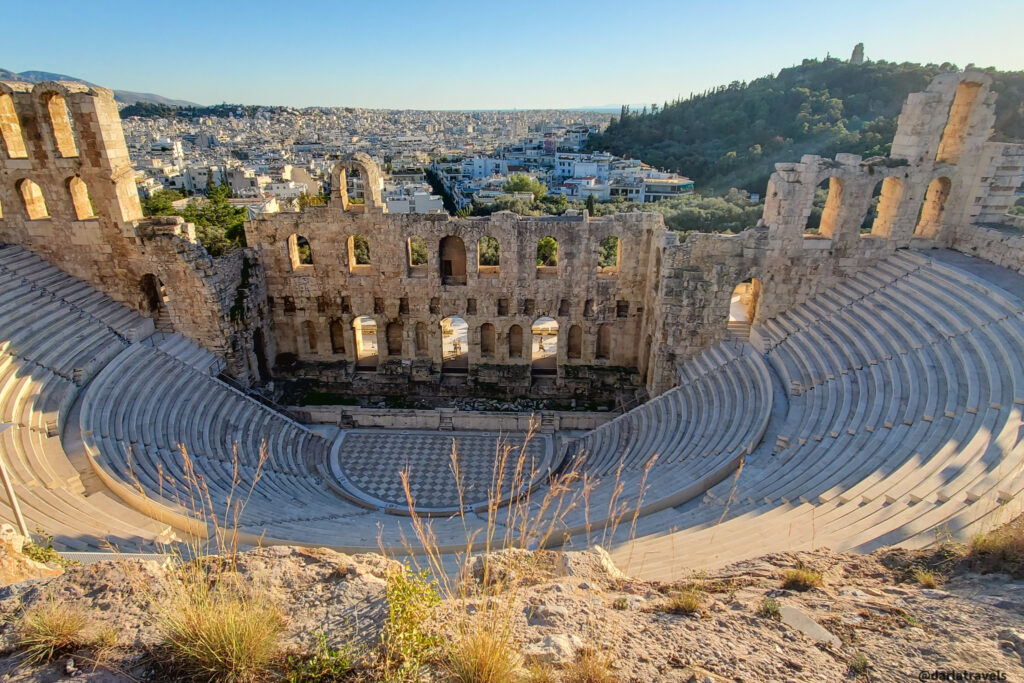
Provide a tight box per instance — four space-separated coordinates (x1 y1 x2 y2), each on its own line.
613 249 1024 579
0 245 175 551
4 241 1023 573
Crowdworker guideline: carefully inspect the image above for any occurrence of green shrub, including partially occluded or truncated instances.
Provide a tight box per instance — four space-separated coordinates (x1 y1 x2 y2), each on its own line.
381 564 441 680
756 597 781 620
285 631 353 682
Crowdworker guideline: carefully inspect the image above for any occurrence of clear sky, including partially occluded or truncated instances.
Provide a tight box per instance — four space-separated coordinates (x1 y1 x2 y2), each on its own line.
3 0 1022 110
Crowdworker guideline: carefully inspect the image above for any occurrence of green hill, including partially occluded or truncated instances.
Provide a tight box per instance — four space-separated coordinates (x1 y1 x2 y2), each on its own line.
586 57 1024 195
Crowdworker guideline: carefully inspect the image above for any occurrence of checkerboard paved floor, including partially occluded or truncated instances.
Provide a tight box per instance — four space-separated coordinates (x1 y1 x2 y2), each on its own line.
337 431 549 508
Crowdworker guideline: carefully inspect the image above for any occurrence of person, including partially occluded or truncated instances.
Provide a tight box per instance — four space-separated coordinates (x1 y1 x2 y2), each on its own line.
538 336 545 352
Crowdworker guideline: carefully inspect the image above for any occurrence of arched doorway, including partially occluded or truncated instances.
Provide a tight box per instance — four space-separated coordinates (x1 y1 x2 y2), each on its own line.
531 316 558 375
441 316 469 373
729 278 761 340
139 273 168 328
914 177 952 239
439 236 467 285
353 316 378 370
253 327 270 383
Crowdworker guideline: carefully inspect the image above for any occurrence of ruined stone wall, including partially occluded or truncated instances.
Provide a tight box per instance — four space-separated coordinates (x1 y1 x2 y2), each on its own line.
0 81 244 377
245 202 665 396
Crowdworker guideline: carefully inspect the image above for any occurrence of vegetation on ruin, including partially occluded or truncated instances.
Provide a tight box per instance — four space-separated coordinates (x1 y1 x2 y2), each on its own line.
23 530 78 569
478 235 500 265
587 57 1024 195
967 515 1024 576
141 184 247 257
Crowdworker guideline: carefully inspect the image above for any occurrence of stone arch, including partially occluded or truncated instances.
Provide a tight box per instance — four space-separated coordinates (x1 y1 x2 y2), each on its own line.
439 235 467 285
302 320 319 353
330 153 383 211
42 91 78 158
353 316 378 370
531 316 558 375
730 278 762 333
415 322 429 357
806 177 842 237
567 324 582 359
18 179 49 220
866 177 903 238
441 316 468 373
480 323 496 358
139 273 167 317
329 319 346 354
914 177 952 239
937 81 983 165
348 235 371 272
597 235 620 276
0 92 28 159
508 324 524 359
477 235 500 277
536 236 558 278
386 321 403 356
596 324 612 360
288 234 313 268
67 176 95 220
408 235 427 276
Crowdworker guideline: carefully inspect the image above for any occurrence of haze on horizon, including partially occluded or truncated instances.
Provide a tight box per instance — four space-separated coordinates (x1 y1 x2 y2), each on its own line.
3 0 1023 110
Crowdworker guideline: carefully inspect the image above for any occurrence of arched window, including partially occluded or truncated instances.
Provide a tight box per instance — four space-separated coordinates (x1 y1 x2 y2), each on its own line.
0 93 28 159
288 234 313 269
415 322 429 357
439 236 467 285
44 92 78 158
330 319 346 354
441 316 468 372
480 323 495 358
302 320 318 353
353 316 378 370
18 179 49 220
596 324 612 360
386 321 403 356
914 177 952 239
531 317 558 374
598 235 620 276
806 177 842 237
863 177 903 238
408 235 427 276
349 235 370 272
478 235 500 277
68 177 95 220
937 81 983 164
508 324 523 359
536 236 558 278
568 324 582 359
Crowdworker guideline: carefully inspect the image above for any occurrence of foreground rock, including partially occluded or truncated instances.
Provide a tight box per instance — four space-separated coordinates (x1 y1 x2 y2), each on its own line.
0 544 1022 681
0 525 62 587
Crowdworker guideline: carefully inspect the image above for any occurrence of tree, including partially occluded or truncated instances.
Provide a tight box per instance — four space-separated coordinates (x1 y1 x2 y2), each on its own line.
478 236 500 266
352 235 371 265
409 236 428 265
599 235 619 267
503 173 547 201
141 189 183 216
297 191 326 210
536 236 558 266
585 194 597 215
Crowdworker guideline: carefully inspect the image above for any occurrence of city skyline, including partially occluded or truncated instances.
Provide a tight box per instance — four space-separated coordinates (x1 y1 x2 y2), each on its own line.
3 0 1023 110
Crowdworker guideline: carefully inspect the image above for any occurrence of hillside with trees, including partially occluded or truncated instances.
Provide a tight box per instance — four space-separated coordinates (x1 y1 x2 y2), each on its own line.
587 57 1024 195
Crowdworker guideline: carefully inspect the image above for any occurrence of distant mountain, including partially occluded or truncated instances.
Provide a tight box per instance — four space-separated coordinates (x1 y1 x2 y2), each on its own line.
0 69 200 107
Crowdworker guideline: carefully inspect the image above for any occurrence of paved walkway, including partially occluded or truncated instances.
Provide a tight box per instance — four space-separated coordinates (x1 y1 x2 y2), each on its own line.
333 430 551 509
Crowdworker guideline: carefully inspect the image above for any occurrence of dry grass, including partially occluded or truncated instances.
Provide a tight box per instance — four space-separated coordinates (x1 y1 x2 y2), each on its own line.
157 573 284 682
912 568 939 589
442 621 523 683
781 564 822 592
562 647 618 683
15 600 91 665
968 520 1024 574
660 589 703 615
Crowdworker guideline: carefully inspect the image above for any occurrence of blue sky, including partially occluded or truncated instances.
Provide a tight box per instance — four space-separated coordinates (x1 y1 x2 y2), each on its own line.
3 0 1022 109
